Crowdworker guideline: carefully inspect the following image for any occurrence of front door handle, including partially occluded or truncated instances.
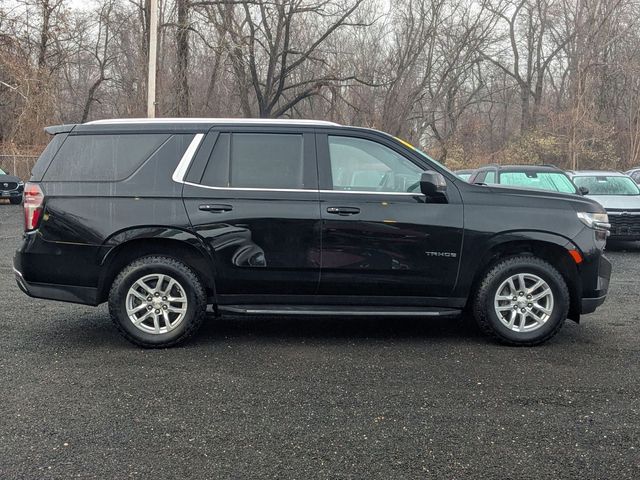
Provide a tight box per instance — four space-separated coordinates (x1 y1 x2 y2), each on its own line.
199 204 233 213
327 206 360 216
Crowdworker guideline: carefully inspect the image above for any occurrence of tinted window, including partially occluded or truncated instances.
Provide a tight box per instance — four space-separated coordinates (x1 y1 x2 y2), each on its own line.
31 133 67 181
631 171 640 183
231 133 304 189
45 134 170 181
484 171 497 184
499 171 578 193
328 136 423 193
200 133 307 189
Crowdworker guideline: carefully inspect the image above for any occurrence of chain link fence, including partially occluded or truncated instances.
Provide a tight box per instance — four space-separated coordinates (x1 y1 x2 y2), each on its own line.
0 154 39 180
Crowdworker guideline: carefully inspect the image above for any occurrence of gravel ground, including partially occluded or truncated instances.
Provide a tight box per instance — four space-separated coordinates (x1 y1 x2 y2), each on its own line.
1 203 639 479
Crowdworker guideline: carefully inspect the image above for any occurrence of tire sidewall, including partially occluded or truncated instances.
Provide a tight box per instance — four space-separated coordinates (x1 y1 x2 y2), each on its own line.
111 260 201 346
481 259 568 344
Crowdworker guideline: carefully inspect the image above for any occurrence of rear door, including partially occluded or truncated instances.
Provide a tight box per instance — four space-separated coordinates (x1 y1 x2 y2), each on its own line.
316 130 464 301
181 127 321 300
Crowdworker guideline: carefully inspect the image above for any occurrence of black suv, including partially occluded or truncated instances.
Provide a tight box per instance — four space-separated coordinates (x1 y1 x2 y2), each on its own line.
14 119 611 348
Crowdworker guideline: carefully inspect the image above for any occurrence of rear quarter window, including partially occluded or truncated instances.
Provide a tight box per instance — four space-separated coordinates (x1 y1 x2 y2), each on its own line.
30 133 68 181
44 134 170 181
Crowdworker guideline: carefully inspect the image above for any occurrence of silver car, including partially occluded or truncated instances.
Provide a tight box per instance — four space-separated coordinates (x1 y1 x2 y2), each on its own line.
626 167 640 184
569 170 640 241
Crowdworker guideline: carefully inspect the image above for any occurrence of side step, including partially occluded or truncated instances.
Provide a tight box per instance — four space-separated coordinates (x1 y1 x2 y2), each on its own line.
217 305 461 317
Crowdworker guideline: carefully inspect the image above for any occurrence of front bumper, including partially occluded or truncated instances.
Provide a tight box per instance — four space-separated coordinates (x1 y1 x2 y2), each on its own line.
1 189 23 199
579 253 611 314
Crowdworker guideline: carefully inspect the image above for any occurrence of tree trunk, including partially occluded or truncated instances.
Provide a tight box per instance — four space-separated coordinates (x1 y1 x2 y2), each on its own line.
175 0 190 116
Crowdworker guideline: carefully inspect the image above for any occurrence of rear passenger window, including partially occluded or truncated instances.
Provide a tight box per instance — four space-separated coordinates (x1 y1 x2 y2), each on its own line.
200 133 308 189
44 134 169 181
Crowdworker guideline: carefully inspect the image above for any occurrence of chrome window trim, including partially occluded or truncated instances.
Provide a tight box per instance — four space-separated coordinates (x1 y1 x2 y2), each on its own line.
182 181 313 193
172 132 423 196
179 180 422 196
320 189 423 196
172 134 204 183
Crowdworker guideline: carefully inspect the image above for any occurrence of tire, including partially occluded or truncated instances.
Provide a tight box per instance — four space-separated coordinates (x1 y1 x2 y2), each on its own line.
10 197 21 205
108 256 207 348
473 255 570 346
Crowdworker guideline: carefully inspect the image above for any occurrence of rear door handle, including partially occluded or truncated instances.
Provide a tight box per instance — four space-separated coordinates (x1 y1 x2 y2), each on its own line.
326 206 360 216
199 204 233 213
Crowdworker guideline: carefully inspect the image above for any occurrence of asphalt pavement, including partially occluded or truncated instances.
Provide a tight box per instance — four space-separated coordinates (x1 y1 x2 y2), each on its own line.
0 203 639 479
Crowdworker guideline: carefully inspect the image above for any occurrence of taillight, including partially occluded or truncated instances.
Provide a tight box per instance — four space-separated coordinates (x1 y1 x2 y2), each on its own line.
23 183 44 231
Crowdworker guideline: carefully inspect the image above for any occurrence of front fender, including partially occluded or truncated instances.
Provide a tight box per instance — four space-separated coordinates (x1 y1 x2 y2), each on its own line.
454 229 580 300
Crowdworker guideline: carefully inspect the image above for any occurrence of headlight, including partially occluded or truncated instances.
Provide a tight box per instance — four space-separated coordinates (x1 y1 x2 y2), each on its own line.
577 211 610 230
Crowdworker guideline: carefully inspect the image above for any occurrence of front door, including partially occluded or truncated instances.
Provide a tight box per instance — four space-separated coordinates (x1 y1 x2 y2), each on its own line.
316 131 464 301
182 128 321 300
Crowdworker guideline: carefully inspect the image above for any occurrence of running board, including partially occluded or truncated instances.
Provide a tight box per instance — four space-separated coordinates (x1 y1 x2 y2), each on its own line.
217 305 461 317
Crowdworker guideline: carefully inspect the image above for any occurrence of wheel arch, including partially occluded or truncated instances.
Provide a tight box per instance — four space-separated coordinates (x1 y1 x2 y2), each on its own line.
464 232 582 322
96 228 217 304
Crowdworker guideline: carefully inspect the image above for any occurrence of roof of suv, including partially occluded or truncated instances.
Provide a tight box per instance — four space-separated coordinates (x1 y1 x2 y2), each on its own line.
85 118 341 127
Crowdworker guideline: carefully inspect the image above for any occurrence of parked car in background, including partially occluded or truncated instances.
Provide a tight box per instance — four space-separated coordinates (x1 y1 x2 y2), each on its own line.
0 167 24 204
626 167 640 184
454 169 475 181
568 171 640 241
468 164 581 194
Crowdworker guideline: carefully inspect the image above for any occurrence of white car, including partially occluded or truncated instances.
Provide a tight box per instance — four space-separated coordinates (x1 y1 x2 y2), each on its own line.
569 170 640 241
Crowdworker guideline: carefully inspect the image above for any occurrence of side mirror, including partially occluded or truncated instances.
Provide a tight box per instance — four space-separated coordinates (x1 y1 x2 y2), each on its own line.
579 186 589 195
420 171 447 196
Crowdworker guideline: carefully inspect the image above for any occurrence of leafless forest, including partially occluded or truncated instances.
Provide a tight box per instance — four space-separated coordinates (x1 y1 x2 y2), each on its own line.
1 0 640 171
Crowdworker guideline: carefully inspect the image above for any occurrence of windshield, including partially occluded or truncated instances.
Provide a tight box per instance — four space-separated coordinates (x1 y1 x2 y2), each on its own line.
393 137 457 176
572 175 640 195
498 171 578 193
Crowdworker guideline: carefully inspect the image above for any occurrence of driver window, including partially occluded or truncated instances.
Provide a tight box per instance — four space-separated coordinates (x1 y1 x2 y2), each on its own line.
328 136 423 193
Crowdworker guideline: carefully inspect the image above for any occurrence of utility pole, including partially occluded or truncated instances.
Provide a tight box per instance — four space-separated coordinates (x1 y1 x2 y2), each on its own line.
147 0 158 118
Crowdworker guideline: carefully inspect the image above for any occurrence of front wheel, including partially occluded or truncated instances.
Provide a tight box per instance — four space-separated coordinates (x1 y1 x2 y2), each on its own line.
108 256 207 348
473 256 570 346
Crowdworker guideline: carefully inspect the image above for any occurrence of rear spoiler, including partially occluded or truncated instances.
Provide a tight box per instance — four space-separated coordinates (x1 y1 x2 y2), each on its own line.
44 124 77 135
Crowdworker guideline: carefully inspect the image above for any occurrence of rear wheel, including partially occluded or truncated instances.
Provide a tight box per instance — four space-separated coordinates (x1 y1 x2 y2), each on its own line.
473 256 570 346
108 256 206 348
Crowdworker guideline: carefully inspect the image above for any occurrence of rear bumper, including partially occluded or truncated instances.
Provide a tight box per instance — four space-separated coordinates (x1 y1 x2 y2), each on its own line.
13 266 99 306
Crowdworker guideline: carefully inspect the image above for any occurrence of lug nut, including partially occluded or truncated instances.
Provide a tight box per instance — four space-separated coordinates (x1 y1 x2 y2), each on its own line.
528 303 533 307
512 296 517 301
519 292 524 296
163 305 168 310
147 305 152 310
521 308 526 313
527 294 532 299
147 296 152 302
162 296 167 301
155 292 160 297
155 309 160 314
